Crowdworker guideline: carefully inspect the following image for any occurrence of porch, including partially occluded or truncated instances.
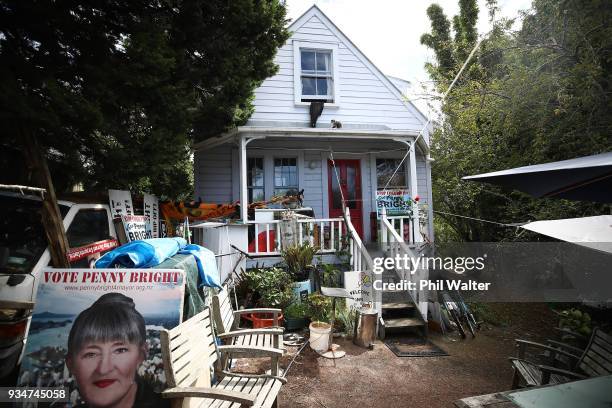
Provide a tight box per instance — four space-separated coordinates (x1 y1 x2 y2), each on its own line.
194 126 434 246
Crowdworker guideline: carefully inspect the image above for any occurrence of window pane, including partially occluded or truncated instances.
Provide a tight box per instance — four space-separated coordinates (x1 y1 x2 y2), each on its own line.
274 158 297 190
66 210 110 248
316 78 330 96
316 51 331 72
249 188 265 203
248 158 264 187
301 77 316 95
301 50 315 71
376 159 406 189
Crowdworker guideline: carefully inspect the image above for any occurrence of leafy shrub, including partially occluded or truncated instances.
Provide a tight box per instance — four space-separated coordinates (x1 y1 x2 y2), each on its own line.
243 267 294 309
320 263 342 287
281 243 318 281
285 302 308 319
306 293 331 322
558 308 592 337
336 304 357 336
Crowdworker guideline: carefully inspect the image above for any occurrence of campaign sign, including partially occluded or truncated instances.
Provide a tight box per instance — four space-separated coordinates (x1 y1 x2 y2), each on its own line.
143 193 160 238
108 189 134 218
18 268 184 407
375 189 413 217
122 215 153 242
67 239 119 263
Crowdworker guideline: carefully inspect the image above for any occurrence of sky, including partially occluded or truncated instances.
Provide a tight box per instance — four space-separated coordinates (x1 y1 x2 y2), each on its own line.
284 0 533 114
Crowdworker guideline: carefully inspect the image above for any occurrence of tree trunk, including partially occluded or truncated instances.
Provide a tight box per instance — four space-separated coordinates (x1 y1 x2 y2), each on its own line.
20 128 70 268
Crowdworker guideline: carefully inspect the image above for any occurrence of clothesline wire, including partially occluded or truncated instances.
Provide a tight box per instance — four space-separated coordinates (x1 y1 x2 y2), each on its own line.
328 148 346 208
434 210 528 227
382 32 487 194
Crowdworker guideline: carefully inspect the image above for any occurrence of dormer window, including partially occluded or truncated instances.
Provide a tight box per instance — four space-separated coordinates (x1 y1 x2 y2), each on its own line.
293 41 339 106
300 49 333 102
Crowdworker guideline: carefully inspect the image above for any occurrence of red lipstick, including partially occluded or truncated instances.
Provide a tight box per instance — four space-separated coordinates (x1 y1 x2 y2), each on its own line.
93 379 116 388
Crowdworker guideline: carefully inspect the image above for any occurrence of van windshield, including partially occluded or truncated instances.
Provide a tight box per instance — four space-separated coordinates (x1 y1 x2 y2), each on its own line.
0 195 69 274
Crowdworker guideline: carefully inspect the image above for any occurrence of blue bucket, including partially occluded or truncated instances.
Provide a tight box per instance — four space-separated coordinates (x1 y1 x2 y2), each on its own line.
292 280 312 303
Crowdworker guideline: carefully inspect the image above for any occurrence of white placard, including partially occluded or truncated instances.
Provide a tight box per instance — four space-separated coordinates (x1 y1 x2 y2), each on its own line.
344 271 373 310
122 215 152 242
143 193 160 238
108 189 134 218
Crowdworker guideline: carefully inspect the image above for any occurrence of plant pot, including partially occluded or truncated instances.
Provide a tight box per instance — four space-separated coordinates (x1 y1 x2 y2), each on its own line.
242 312 284 329
309 321 332 352
284 316 309 331
292 280 312 303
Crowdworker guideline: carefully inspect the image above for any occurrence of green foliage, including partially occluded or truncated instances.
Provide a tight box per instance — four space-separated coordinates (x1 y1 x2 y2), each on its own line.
320 263 343 288
306 293 332 322
422 0 611 242
281 243 318 281
243 267 294 309
284 302 308 319
336 304 357 336
558 308 592 337
0 1 289 198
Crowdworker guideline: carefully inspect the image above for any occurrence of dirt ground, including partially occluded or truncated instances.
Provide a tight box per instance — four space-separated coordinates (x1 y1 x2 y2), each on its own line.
236 303 558 408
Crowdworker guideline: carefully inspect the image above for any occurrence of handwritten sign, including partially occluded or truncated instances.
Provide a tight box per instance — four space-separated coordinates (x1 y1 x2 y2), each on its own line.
108 189 134 218
143 193 160 238
344 271 373 310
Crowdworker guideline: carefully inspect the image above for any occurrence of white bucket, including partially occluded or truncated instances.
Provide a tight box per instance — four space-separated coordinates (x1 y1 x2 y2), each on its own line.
309 321 332 352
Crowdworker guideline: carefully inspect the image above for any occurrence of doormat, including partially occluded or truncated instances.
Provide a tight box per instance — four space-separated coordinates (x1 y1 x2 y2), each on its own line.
384 335 448 357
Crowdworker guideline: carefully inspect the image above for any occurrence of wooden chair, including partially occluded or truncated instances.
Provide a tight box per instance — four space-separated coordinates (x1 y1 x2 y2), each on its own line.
510 327 612 388
160 307 286 408
212 284 285 351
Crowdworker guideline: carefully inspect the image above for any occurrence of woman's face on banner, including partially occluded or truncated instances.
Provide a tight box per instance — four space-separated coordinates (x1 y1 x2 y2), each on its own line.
69 340 145 407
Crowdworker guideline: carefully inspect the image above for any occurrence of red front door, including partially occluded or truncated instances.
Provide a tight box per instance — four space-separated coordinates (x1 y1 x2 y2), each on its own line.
328 159 363 238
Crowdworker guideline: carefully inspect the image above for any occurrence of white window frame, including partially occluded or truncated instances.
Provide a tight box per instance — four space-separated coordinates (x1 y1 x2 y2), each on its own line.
293 40 340 107
273 157 299 197
237 150 304 201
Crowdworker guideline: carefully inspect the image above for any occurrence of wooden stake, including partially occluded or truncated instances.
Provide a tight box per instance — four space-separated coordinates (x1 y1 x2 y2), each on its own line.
21 128 70 267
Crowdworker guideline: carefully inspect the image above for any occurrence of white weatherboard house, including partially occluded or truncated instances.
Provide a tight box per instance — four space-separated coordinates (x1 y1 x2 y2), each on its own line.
194 6 433 325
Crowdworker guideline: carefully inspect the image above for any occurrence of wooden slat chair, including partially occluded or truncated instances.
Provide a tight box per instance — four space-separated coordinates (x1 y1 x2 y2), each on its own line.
160 307 286 408
510 327 612 388
212 285 285 351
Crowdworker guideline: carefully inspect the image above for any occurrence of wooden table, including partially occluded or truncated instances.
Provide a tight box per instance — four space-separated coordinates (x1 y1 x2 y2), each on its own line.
455 375 612 408
454 392 518 408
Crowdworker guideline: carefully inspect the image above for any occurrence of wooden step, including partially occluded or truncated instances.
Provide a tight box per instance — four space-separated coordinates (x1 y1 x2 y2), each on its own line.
383 317 424 329
382 302 415 310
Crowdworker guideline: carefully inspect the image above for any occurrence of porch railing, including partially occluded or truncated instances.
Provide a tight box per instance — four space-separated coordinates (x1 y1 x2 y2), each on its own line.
379 207 428 320
384 215 415 245
342 207 378 313
246 217 346 257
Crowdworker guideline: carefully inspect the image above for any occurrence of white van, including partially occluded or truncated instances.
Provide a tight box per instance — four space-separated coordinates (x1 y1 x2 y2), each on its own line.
0 191 117 382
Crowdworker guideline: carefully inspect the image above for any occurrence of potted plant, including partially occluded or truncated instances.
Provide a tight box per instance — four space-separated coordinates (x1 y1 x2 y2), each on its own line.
284 302 309 331
281 243 318 303
306 293 332 352
242 267 294 328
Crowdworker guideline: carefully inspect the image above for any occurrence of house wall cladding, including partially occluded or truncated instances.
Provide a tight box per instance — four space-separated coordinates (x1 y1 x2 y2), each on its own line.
248 14 425 132
194 146 233 203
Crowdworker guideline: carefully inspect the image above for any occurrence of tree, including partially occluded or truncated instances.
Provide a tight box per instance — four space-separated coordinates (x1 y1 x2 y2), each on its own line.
421 0 611 242
0 0 289 199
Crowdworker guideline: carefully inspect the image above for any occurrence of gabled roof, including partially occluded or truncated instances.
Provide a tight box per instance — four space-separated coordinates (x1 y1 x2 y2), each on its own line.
288 5 429 128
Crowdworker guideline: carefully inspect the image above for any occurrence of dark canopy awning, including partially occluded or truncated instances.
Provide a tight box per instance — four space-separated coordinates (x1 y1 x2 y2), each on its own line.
463 152 612 203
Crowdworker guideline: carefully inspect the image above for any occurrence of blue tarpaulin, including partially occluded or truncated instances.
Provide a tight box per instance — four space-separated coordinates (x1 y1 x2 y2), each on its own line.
95 238 221 288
